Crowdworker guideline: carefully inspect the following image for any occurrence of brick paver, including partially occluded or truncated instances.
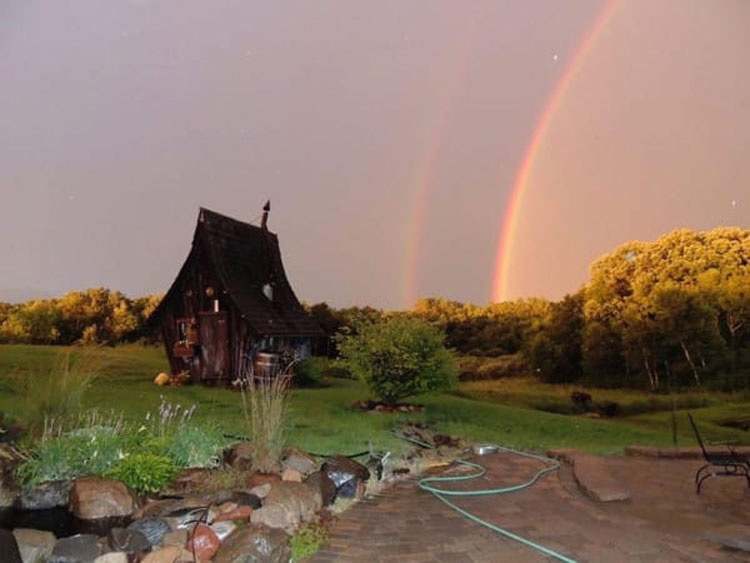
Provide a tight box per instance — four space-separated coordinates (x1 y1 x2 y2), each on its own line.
312 451 750 562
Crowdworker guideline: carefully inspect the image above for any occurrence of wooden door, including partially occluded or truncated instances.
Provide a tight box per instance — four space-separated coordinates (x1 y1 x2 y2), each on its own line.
199 312 230 383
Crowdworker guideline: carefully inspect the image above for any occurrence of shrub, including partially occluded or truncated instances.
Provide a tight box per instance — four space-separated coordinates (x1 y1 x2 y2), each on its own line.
476 354 527 380
293 357 328 388
105 453 177 494
336 316 457 405
17 423 129 488
164 424 228 469
456 356 484 381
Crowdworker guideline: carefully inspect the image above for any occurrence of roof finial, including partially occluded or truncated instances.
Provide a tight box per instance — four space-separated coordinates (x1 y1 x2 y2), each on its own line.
261 200 270 230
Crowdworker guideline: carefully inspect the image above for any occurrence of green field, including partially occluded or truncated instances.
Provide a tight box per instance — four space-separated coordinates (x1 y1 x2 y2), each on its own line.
1 345 747 455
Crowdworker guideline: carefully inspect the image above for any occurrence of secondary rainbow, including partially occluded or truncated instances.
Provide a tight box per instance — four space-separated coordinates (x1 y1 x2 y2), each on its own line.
402 18 478 308
491 0 620 303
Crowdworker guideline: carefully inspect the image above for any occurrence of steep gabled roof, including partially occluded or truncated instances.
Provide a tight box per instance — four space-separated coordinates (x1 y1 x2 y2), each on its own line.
152 207 323 338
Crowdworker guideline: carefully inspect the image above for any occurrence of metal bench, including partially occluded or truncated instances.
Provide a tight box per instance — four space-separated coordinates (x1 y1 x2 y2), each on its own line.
688 413 750 493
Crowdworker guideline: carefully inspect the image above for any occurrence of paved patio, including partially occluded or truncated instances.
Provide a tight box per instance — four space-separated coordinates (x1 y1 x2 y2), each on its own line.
312 451 750 562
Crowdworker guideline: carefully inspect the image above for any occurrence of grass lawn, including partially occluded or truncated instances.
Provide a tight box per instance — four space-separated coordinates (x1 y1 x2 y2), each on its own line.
1 345 747 455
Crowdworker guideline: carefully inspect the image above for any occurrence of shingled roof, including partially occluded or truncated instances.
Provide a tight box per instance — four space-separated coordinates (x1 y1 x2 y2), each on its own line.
154 207 323 338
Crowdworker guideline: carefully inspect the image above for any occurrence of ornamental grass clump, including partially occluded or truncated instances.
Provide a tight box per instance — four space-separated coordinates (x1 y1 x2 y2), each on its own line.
239 360 294 473
8 349 102 436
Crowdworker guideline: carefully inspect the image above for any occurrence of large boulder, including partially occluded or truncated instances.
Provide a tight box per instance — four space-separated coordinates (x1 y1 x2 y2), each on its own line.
0 529 22 563
49 534 102 563
213 525 290 563
15 480 71 510
13 528 56 563
322 456 370 500
250 481 321 532
69 477 135 520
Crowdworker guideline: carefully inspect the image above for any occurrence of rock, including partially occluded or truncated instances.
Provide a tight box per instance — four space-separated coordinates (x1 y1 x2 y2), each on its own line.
166 468 213 495
210 520 237 541
108 527 151 556
281 468 302 483
232 492 262 509
216 501 239 514
248 483 272 500
94 553 128 563
247 473 280 489
213 525 290 563
49 534 102 563
136 496 207 519
304 471 337 507
142 545 182 563
0 529 22 563
15 480 72 510
282 449 317 477
322 456 370 500
127 517 171 546
225 443 253 470
13 528 56 563
163 506 210 530
188 524 220 560
214 505 253 522
69 477 135 520
250 481 321 532
160 529 188 549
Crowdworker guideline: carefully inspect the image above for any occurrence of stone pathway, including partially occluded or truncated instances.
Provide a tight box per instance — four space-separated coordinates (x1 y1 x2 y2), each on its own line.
312 451 750 562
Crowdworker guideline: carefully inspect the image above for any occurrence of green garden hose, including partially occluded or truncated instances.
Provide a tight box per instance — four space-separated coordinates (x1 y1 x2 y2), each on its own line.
394 432 577 563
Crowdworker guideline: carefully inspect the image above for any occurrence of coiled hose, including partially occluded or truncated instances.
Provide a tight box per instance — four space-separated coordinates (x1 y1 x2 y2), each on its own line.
394 432 577 563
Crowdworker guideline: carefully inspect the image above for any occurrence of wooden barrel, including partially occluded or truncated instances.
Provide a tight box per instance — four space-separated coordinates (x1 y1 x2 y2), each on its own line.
254 352 280 379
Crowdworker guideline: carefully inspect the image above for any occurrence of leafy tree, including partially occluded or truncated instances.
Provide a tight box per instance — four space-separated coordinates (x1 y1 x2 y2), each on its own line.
336 316 457 405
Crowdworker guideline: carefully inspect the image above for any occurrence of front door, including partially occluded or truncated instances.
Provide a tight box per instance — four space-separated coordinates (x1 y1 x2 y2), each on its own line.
199 312 230 383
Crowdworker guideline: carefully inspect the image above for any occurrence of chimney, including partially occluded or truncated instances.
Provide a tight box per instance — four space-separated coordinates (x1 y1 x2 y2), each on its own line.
261 200 270 230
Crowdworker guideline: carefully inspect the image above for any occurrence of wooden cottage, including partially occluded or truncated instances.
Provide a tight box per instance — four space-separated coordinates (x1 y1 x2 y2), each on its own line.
150 205 324 385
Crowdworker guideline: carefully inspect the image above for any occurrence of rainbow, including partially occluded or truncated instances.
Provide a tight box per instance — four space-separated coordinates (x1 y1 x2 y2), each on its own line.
402 18 478 308
491 0 620 303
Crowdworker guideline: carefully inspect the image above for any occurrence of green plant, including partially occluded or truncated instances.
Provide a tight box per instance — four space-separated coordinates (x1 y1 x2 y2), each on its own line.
293 357 328 388
8 350 102 435
17 422 129 488
290 522 329 561
105 453 177 494
164 423 228 468
336 317 457 405
240 365 292 473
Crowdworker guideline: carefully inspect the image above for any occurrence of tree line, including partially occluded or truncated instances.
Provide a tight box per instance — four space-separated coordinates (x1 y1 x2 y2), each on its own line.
3 227 748 390
0 288 162 345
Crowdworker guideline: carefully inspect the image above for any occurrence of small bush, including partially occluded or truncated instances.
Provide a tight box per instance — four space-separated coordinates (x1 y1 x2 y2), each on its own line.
105 453 177 494
476 354 527 380
291 522 329 562
336 317 457 405
17 424 129 488
164 424 228 469
456 356 484 381
293 357 328 388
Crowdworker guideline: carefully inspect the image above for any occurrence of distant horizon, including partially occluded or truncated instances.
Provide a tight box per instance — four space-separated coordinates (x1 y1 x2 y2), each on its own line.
2 222 746 309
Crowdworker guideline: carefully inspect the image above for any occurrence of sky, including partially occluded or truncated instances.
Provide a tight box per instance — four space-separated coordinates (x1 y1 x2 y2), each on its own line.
1 0 748 309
